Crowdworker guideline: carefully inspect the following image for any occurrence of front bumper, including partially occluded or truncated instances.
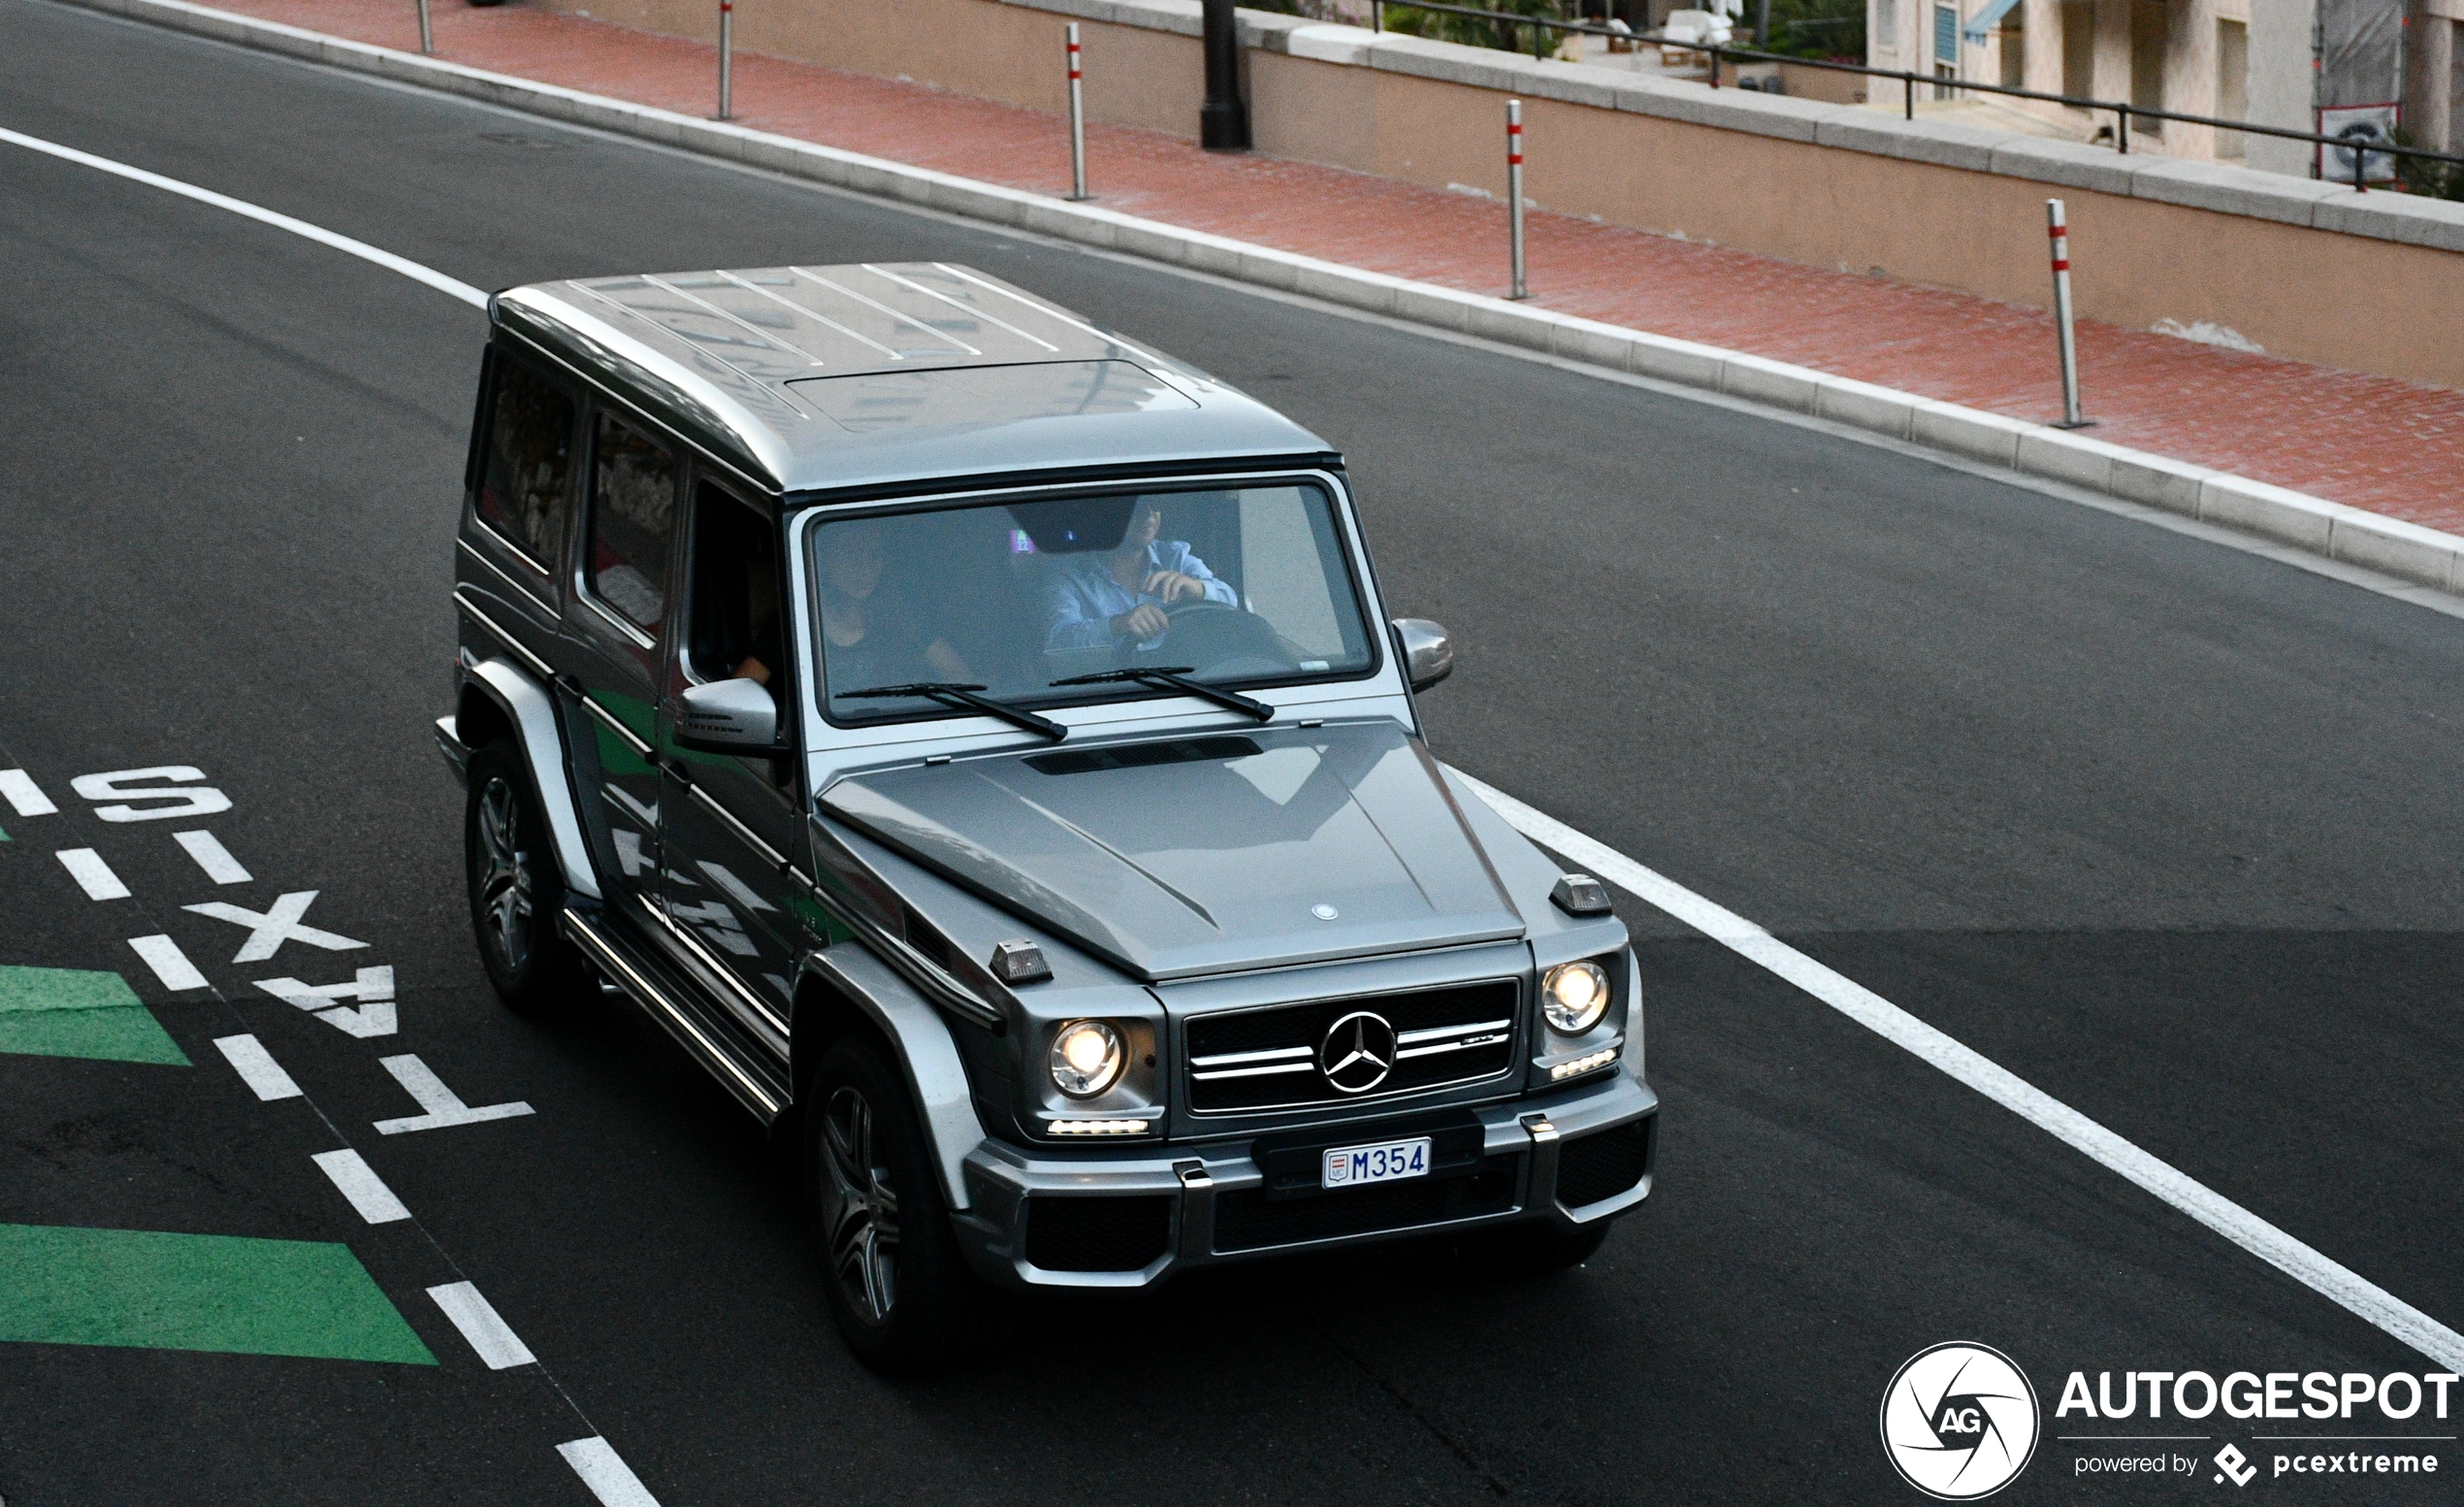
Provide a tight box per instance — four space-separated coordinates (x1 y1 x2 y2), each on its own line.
952 1068 1657 1291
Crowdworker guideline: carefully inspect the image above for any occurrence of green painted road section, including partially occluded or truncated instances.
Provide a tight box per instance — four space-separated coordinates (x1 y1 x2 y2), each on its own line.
0 965 190 1065
0 1224 438 1364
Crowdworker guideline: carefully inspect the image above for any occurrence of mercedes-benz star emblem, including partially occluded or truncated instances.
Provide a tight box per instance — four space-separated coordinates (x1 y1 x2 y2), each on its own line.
1318 1011 1398 1095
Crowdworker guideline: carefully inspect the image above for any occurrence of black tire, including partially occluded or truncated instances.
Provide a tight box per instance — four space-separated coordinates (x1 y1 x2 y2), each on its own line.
1455 1219 1609 1278
804 1034 996 1374
464 741 587 1012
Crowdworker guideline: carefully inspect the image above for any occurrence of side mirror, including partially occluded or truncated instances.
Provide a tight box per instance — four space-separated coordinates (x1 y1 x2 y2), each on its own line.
1391 617 1454 693
674 677 778 752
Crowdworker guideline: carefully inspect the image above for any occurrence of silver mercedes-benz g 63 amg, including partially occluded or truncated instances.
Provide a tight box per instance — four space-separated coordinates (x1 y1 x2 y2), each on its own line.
437 262 1657 1371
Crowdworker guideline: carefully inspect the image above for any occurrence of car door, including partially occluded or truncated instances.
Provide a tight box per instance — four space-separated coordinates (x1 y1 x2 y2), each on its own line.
657 475 806 1026
566 404 681 905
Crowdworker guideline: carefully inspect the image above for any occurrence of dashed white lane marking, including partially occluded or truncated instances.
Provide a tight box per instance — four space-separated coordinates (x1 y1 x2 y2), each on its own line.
173 829 252 884
373 1054 535 1134
0 128 487 310
558 1437 665 1507
427 1281 536 1369
1454 769 2464 1375
0 770 57 817
183 891 367 962
211 1032 302 1101
127 934 208 992
19 89 2448 1384
55 848 130 901
310 1148 412 1224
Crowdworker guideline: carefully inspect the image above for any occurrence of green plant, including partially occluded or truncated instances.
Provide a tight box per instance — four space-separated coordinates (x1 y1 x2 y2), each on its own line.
2392 127 2464 201
1383 0 1567 56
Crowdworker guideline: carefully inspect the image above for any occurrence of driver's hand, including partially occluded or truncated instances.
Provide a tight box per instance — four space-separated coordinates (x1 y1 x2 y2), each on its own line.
1144 571 1207 603
1112 603 1170 640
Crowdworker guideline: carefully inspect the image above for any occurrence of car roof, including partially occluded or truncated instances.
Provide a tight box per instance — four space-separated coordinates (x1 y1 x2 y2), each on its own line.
490 262 1335 496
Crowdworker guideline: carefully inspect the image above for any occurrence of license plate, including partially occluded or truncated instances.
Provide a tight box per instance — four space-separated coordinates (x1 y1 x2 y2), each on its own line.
1321 1135 1431 1189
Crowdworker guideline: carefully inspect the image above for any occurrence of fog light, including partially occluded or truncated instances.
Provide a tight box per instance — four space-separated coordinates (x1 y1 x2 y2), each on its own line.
1050 1019 1126 1097
1550 1045 1621 1080
1048 1118 1151 1135
1540 960 1612 1034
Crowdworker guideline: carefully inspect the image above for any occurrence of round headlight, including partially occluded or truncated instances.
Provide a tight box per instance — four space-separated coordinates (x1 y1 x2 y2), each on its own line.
1049 1019 1126 1098
1540 960 1613 1035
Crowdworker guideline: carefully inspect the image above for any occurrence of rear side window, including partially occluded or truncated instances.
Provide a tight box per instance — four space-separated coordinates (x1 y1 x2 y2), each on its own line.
586 412 678 634
473 358 576 568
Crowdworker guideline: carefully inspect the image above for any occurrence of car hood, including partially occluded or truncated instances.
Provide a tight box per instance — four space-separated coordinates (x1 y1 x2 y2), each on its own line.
821 721 1526 981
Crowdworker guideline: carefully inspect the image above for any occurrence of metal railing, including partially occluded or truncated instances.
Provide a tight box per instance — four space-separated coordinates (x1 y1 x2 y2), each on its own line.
1364 0 2464 191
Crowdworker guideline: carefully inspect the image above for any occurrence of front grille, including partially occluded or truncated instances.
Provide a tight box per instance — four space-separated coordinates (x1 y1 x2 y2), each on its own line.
1214 1158 1520 1252
1021 1196 1175 1272
1555 1119 1653 1208
1184 980 1519 1113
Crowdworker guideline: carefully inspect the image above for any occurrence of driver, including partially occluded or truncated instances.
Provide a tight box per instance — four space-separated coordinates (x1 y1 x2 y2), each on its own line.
1044 498 1236 652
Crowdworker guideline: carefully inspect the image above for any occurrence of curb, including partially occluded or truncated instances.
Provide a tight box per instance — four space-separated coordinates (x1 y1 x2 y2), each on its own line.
62 0 2464 600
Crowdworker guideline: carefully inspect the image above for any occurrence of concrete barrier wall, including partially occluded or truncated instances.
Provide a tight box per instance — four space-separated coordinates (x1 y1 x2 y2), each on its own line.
531 0 2464 390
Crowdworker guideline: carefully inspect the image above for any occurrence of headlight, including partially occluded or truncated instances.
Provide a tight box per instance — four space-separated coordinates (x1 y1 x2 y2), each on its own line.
1049 1019 1126 1098
1540 960 1613 1035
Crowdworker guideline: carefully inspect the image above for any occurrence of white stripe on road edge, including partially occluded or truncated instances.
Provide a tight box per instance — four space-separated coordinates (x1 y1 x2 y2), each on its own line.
427 1281 536 1369
211 1032 302 1101
0 127 487 310
1453 768 2464 1375
0 770 57 817
558 1438 664 1507
173 829 252 884
311 1148 412 1224
56 848 130 901
17 93 2450 1376
128 934 209 991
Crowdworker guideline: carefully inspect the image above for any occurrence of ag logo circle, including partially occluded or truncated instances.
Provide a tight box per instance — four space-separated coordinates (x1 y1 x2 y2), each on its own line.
1879 1342 2040 1499
1317 1010 1397 1094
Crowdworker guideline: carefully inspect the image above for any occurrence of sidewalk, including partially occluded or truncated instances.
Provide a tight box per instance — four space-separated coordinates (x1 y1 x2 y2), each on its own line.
199 0 2464 531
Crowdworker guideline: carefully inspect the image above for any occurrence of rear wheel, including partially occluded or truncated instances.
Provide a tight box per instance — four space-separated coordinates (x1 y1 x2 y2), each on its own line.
464 741 586 1012
805 1034 995 1374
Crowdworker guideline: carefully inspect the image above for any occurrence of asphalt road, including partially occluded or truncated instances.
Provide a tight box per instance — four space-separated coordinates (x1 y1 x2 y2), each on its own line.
3 2 2460 1502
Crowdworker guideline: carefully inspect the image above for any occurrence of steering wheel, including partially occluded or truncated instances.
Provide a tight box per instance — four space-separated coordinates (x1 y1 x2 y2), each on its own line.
1131 601 1297 676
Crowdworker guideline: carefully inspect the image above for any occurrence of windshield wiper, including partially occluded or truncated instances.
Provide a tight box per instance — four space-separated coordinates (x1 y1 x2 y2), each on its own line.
835 682 1067 741
1049 666 1273 722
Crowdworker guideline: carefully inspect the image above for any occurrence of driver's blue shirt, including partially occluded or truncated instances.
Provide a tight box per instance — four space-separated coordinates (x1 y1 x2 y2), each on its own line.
1045 541 1238 652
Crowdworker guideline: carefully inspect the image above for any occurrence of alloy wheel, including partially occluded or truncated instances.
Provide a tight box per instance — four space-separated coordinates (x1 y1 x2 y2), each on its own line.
474 775 534 972
821 1085 900 1324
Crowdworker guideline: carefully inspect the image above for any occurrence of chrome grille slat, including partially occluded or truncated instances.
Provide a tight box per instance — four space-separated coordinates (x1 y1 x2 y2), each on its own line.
1183 980 1521 1114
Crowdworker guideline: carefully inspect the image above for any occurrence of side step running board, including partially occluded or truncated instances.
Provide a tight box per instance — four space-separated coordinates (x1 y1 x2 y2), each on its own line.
562 906 785 1125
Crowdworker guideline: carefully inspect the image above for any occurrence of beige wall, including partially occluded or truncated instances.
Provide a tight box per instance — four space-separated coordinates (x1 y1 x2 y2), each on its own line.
534 0 2464 389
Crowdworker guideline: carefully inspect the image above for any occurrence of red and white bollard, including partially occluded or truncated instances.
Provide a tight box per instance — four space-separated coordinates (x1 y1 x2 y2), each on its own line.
1507 99 1527 300
1066 23 1088 200
717 0 734 120
2046 198 2089 428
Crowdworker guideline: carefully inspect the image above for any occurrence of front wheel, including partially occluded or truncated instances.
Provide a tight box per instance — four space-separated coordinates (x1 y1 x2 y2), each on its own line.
805 1034 996 1374
464 741 586 1012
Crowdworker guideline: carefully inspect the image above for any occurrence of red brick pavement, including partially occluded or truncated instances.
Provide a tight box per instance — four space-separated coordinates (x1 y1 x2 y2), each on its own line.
209 0 2464 529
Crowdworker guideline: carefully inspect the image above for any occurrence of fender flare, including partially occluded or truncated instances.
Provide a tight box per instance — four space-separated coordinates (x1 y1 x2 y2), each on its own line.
799 944 988 1210
462 659 601 901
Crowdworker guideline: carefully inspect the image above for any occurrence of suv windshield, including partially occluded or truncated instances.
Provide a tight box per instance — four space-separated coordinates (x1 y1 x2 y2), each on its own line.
810 481 1376 725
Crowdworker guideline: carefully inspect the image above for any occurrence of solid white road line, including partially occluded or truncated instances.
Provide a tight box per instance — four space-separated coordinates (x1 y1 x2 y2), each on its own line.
1453 769 2464 1375
558 1437 665 1507
18 106 2453 1377
211 1032 302 1101
127 934 208 991
0 126 487 310
427 1281 536 1369
0 770 57 817
311 1148 412 1224
55 848 131 901
173 828 252 884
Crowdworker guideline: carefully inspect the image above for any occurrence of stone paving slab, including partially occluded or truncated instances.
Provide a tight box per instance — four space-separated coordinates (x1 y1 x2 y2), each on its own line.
113 0 2464 531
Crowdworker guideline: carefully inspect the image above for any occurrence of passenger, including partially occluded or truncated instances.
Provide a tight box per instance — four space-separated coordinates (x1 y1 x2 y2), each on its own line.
817 519 971 692
1045 498 1235 652
730 555 784 686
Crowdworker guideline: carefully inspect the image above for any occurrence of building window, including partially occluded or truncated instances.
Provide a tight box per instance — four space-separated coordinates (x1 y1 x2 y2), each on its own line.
1933 2 1959 64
